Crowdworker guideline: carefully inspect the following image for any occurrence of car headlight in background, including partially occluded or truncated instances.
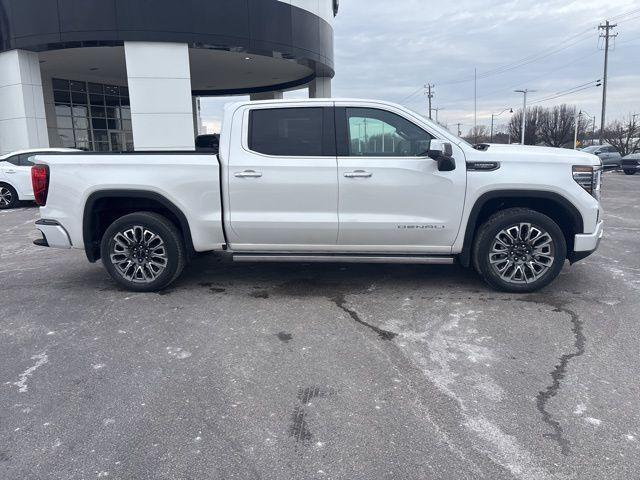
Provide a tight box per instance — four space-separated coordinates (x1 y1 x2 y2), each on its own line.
573 165 602 201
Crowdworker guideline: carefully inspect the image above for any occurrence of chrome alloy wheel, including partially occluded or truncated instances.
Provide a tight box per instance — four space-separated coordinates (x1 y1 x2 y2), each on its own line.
0 186 13 206
489 223 555 284
110 226 168 284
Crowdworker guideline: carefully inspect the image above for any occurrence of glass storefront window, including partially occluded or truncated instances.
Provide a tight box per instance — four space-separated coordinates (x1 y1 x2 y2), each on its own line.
53 78 133 152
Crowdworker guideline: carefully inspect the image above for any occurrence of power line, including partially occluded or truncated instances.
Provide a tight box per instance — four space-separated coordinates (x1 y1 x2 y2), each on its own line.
436 28 595 87
529 81 602 105
399 86 425 103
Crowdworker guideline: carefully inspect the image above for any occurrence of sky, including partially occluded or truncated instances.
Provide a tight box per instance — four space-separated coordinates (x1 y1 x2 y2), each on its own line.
200 0 640 136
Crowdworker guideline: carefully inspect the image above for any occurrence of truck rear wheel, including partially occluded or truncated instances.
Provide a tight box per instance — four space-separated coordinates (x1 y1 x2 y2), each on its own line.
473 208 566 293
624 169 636 175
100 212 186 292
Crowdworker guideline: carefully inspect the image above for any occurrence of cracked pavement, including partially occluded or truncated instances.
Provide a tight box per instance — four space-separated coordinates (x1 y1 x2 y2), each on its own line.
1 172 639 479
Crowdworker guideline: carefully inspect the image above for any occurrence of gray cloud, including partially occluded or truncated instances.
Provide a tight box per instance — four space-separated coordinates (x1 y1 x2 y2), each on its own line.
332 0 640 132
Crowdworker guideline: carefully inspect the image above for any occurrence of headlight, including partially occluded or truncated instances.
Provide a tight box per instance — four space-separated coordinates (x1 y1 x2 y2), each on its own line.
573 165 602 201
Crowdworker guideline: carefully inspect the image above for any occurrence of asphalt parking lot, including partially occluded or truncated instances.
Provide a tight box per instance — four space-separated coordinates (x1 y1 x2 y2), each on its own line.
1 173 639 480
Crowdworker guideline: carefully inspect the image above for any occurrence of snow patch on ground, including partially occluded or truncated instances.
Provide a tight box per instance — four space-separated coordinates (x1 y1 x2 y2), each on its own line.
167 347 192 359
13 352 48 393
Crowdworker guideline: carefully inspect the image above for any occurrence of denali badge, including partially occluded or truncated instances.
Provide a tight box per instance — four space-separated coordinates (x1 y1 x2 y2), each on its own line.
398 225 445 230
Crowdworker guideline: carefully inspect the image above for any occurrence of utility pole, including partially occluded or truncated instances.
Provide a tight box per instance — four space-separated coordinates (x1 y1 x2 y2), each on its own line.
474 68 478 143
456 123 463 137
433 107 445 124
426 84 434 120
515 89 535 145
599 20 617 145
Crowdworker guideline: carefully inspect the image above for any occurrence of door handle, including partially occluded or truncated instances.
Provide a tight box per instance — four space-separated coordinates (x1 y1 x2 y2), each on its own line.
344 170 373 178
234 170 263 178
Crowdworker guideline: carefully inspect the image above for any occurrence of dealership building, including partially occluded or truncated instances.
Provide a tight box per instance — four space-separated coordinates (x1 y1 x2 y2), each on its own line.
0 0 337 154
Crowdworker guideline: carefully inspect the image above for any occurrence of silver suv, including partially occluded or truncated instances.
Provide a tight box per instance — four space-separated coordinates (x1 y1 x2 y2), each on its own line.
581 145 622 169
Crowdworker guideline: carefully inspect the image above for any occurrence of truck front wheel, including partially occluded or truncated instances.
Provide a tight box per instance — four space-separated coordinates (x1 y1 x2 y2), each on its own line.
472 208 567 293
100 212 186 292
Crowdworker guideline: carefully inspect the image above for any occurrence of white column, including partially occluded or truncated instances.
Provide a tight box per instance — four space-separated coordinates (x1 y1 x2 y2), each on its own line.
309 77 332 98
250 91 284 101
124 42 195 151
0 50 49 155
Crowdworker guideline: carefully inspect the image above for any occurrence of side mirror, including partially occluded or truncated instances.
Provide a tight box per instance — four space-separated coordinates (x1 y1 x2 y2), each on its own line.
428 140 456 172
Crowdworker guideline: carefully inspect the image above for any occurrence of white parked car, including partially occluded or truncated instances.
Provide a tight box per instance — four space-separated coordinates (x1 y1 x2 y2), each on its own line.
31 99 603 293
0 148 76 209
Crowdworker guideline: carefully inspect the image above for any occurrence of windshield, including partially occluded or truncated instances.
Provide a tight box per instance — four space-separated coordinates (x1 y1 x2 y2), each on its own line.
582 146 600 153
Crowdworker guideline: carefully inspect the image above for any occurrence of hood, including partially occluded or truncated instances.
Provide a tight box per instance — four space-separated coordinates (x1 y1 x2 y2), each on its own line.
474 144 601 166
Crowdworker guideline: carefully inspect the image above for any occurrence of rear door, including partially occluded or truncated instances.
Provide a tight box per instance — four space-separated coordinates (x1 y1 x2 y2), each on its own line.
335 105 467 253
226 104 339 249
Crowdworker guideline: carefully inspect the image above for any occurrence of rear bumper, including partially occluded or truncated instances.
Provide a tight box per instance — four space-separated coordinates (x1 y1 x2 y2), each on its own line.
35 219 72 249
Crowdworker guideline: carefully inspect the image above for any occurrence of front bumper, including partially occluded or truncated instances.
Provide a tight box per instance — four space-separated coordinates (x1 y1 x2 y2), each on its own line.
34 219 72 249
569 220 603 264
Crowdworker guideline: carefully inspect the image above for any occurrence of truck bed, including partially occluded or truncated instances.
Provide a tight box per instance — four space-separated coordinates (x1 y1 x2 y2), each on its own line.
33 152 226 254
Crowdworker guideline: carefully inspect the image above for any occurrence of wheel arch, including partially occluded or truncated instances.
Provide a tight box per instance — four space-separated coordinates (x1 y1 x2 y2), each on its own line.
459 190 584 267
83 190 195 263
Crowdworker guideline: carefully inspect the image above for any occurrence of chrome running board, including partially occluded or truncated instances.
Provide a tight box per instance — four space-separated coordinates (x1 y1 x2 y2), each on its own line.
232 254 455 265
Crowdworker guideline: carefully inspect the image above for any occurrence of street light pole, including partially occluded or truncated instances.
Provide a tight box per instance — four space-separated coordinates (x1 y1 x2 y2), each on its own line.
514 89 534 145
574 110 581 150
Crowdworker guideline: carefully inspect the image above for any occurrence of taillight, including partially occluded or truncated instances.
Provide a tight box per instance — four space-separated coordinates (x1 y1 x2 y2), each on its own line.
31 165 49 206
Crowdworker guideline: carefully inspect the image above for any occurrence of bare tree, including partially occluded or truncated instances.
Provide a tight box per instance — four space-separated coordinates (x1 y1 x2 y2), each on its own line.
538 104 580 147
508 106 544 145
464 125 490 144
604 116 640 157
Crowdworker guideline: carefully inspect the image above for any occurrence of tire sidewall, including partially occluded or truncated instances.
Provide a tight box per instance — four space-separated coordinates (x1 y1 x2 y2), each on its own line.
101 213 183 292
0 184 18 209
476 210 567 293
623 170 636 175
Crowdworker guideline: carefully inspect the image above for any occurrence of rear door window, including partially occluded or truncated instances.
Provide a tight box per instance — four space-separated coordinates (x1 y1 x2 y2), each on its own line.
249 108 334 157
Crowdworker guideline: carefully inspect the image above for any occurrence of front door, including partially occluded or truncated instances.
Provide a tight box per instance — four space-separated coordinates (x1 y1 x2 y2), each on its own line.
227 105 339 250
335 106 467 253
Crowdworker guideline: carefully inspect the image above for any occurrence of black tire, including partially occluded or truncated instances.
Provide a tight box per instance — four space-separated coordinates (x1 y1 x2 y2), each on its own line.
0 183 19 209
472 208 567 293
624 169 637 175
100 212 186 292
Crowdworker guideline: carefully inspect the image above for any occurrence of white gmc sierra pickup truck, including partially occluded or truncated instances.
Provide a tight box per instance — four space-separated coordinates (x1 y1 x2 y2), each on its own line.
31 99 604 293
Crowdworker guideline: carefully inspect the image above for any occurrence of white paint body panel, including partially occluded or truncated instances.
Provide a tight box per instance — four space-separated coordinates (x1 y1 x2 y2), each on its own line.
34 154 225 251
35 99 602 261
